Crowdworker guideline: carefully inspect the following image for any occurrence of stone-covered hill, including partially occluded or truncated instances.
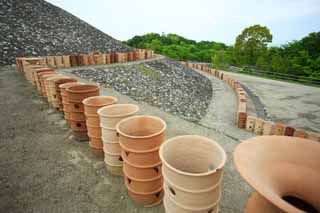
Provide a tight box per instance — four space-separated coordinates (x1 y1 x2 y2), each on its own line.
0 0 132 65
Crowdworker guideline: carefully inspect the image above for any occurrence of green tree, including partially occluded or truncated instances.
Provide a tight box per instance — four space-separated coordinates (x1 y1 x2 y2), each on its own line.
256 56 269 70
234 24 273 66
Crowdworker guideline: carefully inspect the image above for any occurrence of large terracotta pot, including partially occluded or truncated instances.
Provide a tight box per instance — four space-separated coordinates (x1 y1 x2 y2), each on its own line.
121 148 161 167
103 140 121 154
54 78 77 111
47 75 67 109
41 73 59 98
234 136 320 213
124 174 163 194
59 82 83 125
33 68 52 92
66 84 99 103
116 115 166 152
98 104 139 129
83 96 118 117
101 126 118 142
37 71 56 95
125 184 164 207
160 135 226 212
123 159 162 179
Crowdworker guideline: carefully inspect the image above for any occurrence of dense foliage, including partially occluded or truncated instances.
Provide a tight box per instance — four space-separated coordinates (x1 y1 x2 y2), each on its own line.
125 29 320 78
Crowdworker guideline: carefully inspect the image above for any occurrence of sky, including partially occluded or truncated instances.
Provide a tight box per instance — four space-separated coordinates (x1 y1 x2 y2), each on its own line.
46 0 320 46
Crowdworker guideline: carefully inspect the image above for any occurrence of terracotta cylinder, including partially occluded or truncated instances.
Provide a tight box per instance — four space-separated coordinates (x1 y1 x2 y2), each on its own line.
47 75 68 109
29 65 43 84
41 73 59 98
123 158 162 179
262 121 273 135
54 78 77 111
101 126 118 142
160 135 226 212
284 126 295 136
54 56 64 68
104 148 123 166
254 119 264 135
98 104 139 129
62 56 71 68
274 123 286 136
88 55 95 65
103 140 121 154
31 67 49 86
126 185 164 207
82 55 89 66
121 148 161 167
83 96 118 117
124 174 163 194
234 136 320 213
67 85 99 103
70 55 78 67
35 69 55 94
104 161 123 176
116 115 166 152
246 116 255 132
88 134 104 149
59 82 83 125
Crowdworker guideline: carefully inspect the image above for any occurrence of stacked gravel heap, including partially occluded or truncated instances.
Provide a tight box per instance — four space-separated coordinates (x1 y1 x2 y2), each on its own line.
0 0 132 65
71 58 213 122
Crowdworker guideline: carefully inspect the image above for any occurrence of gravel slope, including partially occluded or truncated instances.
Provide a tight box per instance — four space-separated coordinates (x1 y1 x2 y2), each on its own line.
71 58 213 122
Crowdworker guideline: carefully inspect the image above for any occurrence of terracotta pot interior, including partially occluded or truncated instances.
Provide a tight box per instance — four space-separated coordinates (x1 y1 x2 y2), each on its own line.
234 136 320 212
117 116 165 137
161 136 226 174
67 84 98 93
84 96 117 106
99 104 139 117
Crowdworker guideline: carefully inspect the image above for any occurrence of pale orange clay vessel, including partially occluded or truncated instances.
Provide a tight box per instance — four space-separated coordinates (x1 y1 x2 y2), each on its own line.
124 173 163 194
83 96 118 117
40 73 57 97
234 136 320 213
116 115 166 152
37 71 56 95
66 84 99 103
123 158 162 180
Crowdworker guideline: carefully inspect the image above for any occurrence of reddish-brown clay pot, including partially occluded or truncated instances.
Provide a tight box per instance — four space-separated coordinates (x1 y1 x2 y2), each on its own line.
83 96 117 116
234 136 320 213
116 115 166 152
68 101 85 112
124 174 163 194
66 84 99 103
37 71 56 95
121 148 161 167
125 184 163 207
123 159 162 179
87 124 102 138
160 135 226 212
70 119 87 131
88 134 103 149
85 115 100 126
70 111 86 121
40 73 58 97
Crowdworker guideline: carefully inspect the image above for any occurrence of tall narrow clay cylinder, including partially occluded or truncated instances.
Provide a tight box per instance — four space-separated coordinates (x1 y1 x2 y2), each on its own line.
66 84 99 140
116 115 166 206
160 135 226 213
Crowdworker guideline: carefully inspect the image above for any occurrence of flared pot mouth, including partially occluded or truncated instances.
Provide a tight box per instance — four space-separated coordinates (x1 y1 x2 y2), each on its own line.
97 104 139 118
66 84 99 93
115 115 166 139
82 96 118 107
160 135 227 177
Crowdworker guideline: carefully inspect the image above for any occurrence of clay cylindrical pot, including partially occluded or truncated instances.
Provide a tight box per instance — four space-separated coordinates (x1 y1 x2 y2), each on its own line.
87 124 102 138
121 148 161 167
101 126 117 142
160 135 226 212
37 71 56 95
234 136 320 213
116 115 166 152
66 84 99 103
86 115 100 126
33 68 53 92
123 159 162 180
54 78 77 111
47 75 67 109
124 174 163 194
41 73 59 99
59 82 83 125
104 148 123 166
88 134 103 149
83 96 118 116
103 140 121 154
125 184 164 207
29 65 44 84
98 104 139 129
163 194 218 213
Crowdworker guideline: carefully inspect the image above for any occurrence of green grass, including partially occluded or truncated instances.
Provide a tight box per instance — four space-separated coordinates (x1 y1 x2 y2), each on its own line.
137 64 160 79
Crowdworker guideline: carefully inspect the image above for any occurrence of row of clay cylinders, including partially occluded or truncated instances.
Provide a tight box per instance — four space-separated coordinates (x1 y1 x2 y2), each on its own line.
66 85 100 140
46 75 73 109
159 135 227 213
116 115 167 207
97 104 139 175
82 96 118 157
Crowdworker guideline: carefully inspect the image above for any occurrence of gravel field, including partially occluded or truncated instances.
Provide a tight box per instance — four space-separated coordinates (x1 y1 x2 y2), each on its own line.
71 58 213 122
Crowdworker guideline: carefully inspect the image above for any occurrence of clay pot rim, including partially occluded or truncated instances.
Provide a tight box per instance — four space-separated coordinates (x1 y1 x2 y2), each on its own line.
233 135 319 213
123 170 162 182
164 190 220 212
160 135 227 177
119 140 160 153
59 82 83 89
55 78 77 84
125 181 163 196
97 104 139 118
82 96 118 107
122 155 162 169
116 115 166 139
66 84 99 93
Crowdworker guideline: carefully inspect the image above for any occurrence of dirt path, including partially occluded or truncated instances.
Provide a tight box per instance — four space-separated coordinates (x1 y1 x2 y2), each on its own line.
0 65 253 212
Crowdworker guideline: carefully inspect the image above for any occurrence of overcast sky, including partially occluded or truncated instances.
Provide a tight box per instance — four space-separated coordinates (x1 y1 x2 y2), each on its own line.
47 0 320 46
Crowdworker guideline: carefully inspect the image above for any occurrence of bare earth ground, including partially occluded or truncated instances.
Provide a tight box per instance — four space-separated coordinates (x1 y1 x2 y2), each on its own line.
0 63 254 213
224 72 320 133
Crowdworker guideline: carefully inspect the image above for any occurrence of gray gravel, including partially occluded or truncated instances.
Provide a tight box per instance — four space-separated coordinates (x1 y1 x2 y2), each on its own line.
0 0 132 65
71 58 213 122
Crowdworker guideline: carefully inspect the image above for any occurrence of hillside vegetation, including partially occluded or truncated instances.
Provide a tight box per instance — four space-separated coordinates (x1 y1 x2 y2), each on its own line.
125 28 320 78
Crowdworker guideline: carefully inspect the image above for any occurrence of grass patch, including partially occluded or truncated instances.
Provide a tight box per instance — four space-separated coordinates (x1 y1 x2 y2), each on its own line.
137 64 160 79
